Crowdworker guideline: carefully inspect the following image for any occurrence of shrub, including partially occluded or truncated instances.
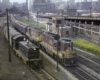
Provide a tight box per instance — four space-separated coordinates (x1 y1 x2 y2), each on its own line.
73 37 100 55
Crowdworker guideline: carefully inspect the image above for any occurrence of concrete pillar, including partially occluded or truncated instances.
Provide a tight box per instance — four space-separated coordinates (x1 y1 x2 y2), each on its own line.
91 21 94 25
79 21 81 36
84 21 87 36
99 26 100 44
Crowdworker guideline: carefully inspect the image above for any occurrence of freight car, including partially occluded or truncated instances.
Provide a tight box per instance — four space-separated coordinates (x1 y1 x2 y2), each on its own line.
10 15 29 35
3 26 42 68
10 15 77 66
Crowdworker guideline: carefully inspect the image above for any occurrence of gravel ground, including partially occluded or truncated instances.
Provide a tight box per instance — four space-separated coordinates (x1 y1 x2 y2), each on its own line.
41 54 69 80
0 20 38 80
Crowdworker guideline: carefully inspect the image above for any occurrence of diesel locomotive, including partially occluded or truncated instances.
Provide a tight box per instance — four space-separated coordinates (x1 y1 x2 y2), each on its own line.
3 25 42 68
10 15 77 66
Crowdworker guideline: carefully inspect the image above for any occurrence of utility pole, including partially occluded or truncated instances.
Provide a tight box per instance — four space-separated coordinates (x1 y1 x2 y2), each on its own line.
36 11 38 27
61 10 63 37
54 33 60 71
90 0 92 17
6 9 11 62
57 38 59 71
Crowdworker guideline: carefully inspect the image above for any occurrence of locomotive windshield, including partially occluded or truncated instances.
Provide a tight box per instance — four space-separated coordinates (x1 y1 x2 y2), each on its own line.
65 42 73 49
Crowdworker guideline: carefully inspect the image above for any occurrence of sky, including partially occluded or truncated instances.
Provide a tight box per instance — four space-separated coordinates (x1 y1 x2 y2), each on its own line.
10 0 26 3
9 0 98 3
9 0 80 3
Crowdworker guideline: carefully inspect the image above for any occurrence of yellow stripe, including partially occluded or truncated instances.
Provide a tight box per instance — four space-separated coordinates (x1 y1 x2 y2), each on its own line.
42 42 74 58
26 33 42 42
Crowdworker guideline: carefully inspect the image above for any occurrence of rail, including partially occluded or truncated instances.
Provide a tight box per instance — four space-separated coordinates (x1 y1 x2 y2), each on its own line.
68 66 98 80
31 68 56 80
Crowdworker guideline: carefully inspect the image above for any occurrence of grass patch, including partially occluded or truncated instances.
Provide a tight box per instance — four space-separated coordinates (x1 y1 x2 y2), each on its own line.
73 37 100 55
18 17 45 30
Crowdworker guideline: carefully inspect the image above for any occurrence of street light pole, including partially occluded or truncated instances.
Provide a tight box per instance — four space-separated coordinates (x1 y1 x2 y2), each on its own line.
61 10 63 37
6 8 11 62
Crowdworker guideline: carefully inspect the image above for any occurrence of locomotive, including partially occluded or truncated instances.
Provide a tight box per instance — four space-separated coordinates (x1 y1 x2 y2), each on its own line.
10 15 77 66
3 25 42 68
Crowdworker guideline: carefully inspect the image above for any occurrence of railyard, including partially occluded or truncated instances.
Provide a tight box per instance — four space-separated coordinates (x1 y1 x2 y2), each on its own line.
0 14 100 80
12 14 99 80
1 0 100 80
0 17 66 80
0 17 69 80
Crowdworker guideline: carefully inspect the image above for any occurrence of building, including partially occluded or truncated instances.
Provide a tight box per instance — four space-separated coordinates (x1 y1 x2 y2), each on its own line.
68 0 75 5
30 0 34 11
93 0 100 12
78 1 91 10
2 0 9 3
32 0 55 13
12 2 19 7
0 0 11 11
26 0 28 11
52 17 72 37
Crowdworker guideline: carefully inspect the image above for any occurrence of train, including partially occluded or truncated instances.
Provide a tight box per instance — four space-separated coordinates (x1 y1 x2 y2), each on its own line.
10 15 77 66
3 25 42 68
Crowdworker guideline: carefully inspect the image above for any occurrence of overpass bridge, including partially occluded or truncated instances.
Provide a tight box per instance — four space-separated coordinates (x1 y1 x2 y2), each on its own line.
37 14 100 26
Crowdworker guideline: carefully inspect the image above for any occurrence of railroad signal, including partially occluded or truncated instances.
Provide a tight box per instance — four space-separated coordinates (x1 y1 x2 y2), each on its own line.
54 34 60 40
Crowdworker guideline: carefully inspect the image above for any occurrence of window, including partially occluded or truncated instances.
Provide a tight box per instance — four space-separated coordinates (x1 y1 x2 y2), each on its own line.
53 20 55 23
66 31 69 37
57 20 61 24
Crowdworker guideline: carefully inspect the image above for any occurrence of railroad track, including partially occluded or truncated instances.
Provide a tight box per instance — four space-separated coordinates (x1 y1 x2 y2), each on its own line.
68 66 98 80
77 54 100 79
40 49 98 80
73 48 100 79
78 53 100 66
74 48 100 65
13 49 56 80
78 54 100 74
31 68 56 80
9 17 100 80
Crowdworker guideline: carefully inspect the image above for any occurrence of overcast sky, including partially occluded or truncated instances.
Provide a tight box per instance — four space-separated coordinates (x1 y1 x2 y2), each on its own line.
9 0 79 3
9 0 98 3
10 0 25 3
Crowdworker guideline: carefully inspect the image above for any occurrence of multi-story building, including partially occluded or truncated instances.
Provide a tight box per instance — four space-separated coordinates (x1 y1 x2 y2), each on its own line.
2 0 9 3
12 2 19 7
0 0 11 11
30 0 34 11
2 0 11 6
94 0 100 12
68 0 75 5
78 1 91 10
51 17 72 37
33 0 55 13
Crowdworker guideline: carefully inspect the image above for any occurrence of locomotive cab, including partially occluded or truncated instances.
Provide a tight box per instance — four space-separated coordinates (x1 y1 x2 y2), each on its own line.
60 38 77 66
13 35 25 49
